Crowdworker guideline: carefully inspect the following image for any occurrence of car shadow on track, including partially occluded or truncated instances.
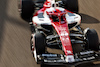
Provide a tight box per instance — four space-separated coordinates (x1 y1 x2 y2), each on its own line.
79 13 100 23
79 13 100 43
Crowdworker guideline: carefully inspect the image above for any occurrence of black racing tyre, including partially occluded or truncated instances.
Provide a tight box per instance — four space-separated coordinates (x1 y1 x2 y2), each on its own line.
33 33 46 54
19 0 35 21
35 33 46 54
85 29 99 51
30 33 46 63
62 0 79 13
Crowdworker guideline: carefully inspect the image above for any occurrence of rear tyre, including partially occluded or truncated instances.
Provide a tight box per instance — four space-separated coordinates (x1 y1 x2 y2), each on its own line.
19 0 35 21
62 0 79 13
85 29 99 51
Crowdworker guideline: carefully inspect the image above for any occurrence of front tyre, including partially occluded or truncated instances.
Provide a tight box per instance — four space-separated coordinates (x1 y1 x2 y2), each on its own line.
85 29 99 51
30 33 46 63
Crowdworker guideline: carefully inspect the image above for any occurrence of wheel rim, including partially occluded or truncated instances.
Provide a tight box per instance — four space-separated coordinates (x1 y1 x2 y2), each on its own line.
30 36 34 53
34 48 37 62
31 34 38 62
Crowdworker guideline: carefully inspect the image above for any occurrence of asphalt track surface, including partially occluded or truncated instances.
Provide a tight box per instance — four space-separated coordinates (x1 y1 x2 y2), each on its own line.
0 0 100 67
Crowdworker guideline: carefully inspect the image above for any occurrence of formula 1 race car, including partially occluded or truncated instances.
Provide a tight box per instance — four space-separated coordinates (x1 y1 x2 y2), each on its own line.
18 0 100 66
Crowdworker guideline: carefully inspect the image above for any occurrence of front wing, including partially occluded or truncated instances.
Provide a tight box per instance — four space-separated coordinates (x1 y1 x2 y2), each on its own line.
36 50 100 66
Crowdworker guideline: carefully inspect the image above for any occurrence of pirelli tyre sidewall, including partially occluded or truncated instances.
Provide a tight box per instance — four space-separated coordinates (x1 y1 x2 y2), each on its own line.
85 29 99 51
62 0 79 13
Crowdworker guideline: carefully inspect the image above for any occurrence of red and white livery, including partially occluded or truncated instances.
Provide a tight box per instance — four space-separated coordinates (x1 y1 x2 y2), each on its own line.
30 0 100 66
